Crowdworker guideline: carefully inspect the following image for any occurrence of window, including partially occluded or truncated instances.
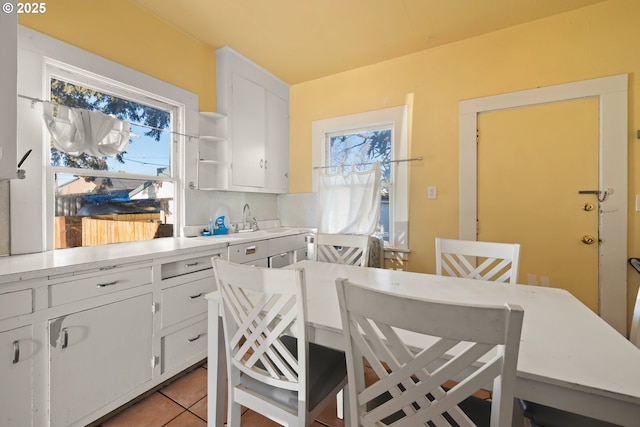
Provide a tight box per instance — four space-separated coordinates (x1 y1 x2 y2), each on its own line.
313 106 409 249
47 65 180 249
324 126 392 240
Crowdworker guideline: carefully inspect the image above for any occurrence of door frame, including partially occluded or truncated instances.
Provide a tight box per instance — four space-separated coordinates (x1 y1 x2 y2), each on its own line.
459 74 628 334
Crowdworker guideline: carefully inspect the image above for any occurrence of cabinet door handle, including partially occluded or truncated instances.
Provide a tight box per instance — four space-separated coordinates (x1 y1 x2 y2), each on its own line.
260 159 264 168
264 159 268 170
12 340 19 364
185 262 199 267
96 280 118 288
187 334 202 343
245 246 256 255
61 328 68 349
188 293 203 300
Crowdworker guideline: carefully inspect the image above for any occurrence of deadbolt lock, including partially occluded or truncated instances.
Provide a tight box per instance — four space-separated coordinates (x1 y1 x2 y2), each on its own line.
582 203 594 212
581 235 596 245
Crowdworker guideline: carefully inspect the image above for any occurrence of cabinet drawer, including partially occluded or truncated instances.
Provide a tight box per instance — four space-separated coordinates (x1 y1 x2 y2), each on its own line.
269 234 308 256
161 254 220 280
161 319 207 374
229 240 268 264
49 267 152 307
160 277 213 328
0 289 32 321
269 252 293 269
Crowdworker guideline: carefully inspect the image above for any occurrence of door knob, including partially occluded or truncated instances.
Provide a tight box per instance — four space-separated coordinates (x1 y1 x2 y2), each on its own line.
581 235 596 245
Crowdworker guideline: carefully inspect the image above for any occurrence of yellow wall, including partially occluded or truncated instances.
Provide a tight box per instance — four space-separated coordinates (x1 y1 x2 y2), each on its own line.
19 0 216 111
289 0 640 318
17 0 640 320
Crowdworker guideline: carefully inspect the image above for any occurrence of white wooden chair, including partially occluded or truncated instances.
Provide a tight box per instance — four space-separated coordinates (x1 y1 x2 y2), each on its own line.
336 278 524 427
631 285 640 349
213 258 348 426
435 238 521 284
315 233 370 267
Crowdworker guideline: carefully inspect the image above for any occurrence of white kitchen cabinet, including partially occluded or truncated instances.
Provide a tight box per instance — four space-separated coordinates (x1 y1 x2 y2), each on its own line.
265 91 290 193
229 239 269 265
195 111 229 190
231 74 267 188
1 325 34 427
0 0 17 179
49 293 153 427
158 248 225 377
216 46 290 194
268 233 308 268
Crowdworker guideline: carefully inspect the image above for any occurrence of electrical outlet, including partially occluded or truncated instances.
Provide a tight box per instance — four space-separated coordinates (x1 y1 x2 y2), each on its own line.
427 186 437 199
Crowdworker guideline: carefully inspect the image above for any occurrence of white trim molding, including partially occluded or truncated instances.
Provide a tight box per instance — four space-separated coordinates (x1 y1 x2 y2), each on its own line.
459 74 628 334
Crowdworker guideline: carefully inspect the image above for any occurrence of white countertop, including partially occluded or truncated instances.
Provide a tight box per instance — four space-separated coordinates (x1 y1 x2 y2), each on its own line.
0 238 225 284
0 227 313 285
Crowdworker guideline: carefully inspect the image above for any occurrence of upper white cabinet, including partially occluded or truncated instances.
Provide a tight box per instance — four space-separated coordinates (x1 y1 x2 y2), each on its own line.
0 1 17 179
216 46 290 194
195 112 228 190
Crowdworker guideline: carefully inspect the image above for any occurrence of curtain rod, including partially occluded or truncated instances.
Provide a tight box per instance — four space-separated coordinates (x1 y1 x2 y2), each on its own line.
313 156 423 170
18 94 199 140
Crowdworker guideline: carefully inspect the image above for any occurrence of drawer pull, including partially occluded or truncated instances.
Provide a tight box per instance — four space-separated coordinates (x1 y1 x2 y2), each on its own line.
12 340 19 364
188 293 204 300
96 280 118 288
245 246 257 255
61 328 68 349
185 262 200 268
187 334 202 343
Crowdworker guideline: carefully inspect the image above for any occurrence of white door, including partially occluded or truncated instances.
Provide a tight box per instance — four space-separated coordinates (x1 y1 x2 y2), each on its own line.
49 294 153 426
1 326 33 427
265 90 289 192
231 73 266 188
477 98 599 311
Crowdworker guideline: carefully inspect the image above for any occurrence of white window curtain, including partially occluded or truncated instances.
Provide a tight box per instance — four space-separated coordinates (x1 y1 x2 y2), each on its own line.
42 101 130 157
317 163 381 235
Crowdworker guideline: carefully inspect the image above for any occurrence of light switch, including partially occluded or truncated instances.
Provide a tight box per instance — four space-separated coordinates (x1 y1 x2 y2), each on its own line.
427 186 437 199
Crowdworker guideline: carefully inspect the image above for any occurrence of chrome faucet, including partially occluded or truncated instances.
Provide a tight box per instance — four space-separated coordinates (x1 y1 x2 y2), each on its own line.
242 203 251 230
242 203 259 231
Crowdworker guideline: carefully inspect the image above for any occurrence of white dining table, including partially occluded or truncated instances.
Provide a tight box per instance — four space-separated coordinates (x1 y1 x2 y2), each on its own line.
206 260 640 426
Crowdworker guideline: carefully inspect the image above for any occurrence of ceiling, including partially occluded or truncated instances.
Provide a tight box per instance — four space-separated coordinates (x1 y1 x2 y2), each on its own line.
129 0 605 85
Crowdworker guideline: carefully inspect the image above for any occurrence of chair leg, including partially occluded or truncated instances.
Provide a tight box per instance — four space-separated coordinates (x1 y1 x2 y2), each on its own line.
343 386 352 427
336 389 344 419
227 395 241 427
512 398 526 427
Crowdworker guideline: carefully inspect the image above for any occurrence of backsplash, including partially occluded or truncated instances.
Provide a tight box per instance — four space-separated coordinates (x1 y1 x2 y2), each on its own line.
277 192 317 228
184 190 279 227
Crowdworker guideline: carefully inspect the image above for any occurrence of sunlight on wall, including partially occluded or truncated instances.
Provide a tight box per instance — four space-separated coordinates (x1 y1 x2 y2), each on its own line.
19 0 216 111
289 0 640 325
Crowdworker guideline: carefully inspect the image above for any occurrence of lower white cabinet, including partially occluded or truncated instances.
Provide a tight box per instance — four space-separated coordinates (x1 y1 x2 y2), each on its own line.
1 325 34 427
49 293 153 427
161 319 208 374
0 237 308 426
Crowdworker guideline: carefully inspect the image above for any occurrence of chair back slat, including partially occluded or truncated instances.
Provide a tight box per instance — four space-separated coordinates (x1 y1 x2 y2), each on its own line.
336 278 524 427
315 233 370 267
214 259 307 391
436 238 521 284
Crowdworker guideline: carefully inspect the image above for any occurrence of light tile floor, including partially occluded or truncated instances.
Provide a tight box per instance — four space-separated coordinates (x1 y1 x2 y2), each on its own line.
96 363 344 427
